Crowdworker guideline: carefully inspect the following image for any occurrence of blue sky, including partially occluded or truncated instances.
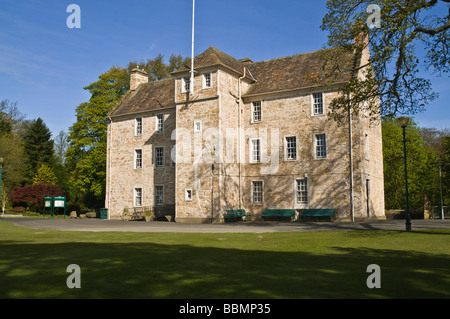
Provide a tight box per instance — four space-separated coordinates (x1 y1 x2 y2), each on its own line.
0 0 448 137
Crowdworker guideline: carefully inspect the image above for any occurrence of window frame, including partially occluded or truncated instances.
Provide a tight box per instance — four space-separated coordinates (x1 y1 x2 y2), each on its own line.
156 114 164 133
135 117 143 136
194 120 202 133
134 188 142 207
249 138 261 163
295 178 308 204
155 185 164 207
314 133 327 159
185 188 193 201
182 77 190 93
251 101 262 123
252 180 263 205
203 73 212 89
154 146 165 168
312 92 324 116
134 149 143 169
284 136 298 161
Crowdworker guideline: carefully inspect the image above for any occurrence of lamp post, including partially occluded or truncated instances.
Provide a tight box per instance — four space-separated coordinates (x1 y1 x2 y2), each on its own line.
397 117 412 231
0 157 4 216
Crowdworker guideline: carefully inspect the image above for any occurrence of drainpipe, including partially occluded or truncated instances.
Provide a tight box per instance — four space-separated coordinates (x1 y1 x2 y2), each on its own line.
107 116 112 220
348 93 355 222
238 68 246 209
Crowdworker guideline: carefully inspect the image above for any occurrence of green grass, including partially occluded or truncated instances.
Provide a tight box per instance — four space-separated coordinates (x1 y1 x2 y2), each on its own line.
0 220 449 299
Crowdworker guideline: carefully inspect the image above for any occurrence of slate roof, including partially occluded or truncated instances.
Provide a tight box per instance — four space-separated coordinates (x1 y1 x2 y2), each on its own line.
244 48 355 97
109 78 175 118
109 46 355 118
172 46 247 76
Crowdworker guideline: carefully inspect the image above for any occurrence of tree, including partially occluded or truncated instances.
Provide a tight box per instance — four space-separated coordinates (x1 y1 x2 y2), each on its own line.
382 118 437 209
128 54 190 81
321 0 449 121
22 118 55 183
9 183 65 211
65 66 129 209
54 130 68 164
33 164 58 185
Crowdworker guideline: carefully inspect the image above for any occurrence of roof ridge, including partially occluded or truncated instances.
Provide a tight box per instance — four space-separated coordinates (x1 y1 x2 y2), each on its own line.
249 47 333 65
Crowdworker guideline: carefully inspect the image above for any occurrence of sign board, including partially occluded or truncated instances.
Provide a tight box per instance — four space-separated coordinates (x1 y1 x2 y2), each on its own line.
43 196 66 217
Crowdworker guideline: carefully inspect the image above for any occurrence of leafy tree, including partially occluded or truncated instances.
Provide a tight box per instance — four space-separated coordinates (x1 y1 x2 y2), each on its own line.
382 118 437 209
0 134 25 213
33 164 58 185
321 0 449 121
65 67 129 209
128 54 190 81
22 118 55 183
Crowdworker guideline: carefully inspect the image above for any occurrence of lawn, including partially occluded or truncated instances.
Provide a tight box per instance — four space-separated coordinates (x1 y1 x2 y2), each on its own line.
0 220 449 299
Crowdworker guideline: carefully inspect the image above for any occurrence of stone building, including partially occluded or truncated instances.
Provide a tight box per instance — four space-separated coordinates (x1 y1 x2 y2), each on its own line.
105 45 385 222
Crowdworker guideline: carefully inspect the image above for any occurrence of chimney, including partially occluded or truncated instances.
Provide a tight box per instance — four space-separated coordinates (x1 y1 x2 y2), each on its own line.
239 58 253 64
130 68 148 91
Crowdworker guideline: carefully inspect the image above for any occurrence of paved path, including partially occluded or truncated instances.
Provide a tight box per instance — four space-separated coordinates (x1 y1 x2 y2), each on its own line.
2 217 450 233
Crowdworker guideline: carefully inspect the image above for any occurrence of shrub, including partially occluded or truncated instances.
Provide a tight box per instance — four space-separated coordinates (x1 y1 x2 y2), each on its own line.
9 183 66 211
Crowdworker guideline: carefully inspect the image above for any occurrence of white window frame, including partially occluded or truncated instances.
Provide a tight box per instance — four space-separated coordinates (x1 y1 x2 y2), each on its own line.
134 149 143 169
314 133 327 159
203 73 212 89
295 178 308 204
154 146 165 167
171 145 176 167
156 114 164 133
135 117 143 136
182 77 190 93
251 101 262 123
312 92 324 116
252 180 263 205
134 188 142 207
249 138 261 163
284 136 298 161
194 120 202 133
155 185 164 206
185 188 193 201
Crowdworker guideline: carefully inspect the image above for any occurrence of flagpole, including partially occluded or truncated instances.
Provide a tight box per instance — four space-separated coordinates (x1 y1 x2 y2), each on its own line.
190 0 195 93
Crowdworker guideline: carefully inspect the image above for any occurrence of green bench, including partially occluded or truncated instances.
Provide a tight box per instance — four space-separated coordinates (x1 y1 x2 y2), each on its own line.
301 209 336 221
262 209 296 221
225 209 250 222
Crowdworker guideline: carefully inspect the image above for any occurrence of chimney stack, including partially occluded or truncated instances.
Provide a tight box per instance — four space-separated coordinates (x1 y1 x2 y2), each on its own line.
130 68 148 91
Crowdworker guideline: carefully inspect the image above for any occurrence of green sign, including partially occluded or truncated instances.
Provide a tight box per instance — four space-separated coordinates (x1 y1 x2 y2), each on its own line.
43 196 66 217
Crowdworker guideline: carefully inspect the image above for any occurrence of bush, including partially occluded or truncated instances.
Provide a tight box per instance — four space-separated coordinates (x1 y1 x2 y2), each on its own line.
9 183 66 211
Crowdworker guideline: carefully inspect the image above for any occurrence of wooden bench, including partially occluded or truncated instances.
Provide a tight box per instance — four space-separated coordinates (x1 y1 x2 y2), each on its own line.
225 209 250 222
301 209 336 221
262 209 296 221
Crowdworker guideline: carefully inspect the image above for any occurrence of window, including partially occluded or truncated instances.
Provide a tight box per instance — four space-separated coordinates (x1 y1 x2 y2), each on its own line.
185 189 193 201
203 73 211 88
252 101 262 122
156 114 164 133
250 138 261 163
194 120 202 132
252 181 263 204
313 93 324 115
296 179 308 203
155 186 164 206
315 134 327 158
285 136 297 160
135 117 142 136
171 145 176 167
134 188 142 207
182 77 190 92
135 149 142 169
155 147 164 167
